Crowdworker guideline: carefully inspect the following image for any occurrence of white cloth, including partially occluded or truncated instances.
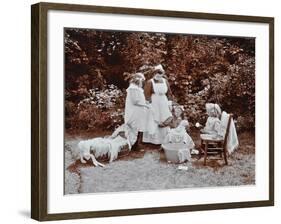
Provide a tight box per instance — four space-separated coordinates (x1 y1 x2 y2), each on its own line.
220 111 239 154
178 149 191 163
124 83 148 132
143 78 172 144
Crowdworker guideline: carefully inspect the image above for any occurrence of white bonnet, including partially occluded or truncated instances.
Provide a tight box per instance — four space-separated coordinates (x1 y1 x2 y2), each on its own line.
130 72 145 83
154 64 165 74
206 103 222 117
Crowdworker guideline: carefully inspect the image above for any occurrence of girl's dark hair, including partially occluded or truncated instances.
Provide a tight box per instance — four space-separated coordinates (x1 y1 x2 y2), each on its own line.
172 104 185 119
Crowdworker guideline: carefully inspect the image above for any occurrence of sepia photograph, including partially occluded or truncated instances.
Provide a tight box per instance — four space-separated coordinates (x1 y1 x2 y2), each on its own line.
63 28 255 194
29 2 274 220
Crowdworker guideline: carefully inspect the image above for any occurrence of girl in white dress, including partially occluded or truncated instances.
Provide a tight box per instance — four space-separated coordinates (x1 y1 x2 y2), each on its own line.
143 65 173 144
201 103 222 136
125 73 149 150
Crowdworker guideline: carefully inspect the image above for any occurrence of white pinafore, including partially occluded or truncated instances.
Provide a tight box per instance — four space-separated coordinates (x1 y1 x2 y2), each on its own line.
143 78 172 144
150 78 172 123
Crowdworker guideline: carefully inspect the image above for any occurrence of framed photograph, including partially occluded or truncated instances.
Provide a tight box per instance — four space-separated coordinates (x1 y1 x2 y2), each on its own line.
31 2 274 221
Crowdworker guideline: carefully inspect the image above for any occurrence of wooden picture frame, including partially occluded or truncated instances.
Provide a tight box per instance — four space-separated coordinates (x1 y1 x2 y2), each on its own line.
31 2 274 221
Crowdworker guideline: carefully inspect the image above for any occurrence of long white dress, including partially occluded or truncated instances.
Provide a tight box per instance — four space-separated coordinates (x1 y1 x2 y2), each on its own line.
124 83 147 132
203 117 221 135
143 78 172 144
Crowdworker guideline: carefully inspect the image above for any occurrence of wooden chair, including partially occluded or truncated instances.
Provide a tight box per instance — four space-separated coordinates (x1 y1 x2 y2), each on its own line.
200 113 233 166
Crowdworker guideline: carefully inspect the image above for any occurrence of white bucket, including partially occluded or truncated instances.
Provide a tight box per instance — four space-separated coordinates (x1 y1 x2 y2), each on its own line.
162 143 191 163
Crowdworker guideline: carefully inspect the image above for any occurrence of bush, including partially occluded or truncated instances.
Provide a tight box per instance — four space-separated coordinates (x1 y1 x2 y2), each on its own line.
64 29 255 131
66 84 125 131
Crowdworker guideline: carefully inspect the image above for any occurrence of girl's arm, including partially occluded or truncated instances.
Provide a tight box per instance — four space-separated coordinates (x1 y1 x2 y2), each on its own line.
130 89 149 108
159 116 173 127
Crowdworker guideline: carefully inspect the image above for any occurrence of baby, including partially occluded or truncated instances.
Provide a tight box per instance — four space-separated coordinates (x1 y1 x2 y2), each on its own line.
201 103 222 136
163 115 195 163
165 120 194 147
162 103 195 149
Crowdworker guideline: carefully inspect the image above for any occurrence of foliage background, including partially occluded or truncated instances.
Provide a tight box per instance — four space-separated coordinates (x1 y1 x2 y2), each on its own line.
64 28 255 132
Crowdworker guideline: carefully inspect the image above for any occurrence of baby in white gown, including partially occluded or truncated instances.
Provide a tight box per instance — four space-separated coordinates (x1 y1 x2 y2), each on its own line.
201 103 222 136
162 104 195 148
164 120 195 149
161 104 195 163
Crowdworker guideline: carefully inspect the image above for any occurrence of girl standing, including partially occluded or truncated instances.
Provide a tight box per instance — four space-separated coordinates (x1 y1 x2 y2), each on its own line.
124 73 149 150
143 65 173 145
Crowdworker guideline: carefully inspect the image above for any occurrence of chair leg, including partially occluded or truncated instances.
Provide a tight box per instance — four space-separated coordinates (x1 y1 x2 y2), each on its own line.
223 147 228 165
204 141 208 166
197 148 202 160
197 140 204 161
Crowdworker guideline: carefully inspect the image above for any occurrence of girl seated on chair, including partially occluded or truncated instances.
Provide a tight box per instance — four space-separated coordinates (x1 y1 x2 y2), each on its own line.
201 103 222 136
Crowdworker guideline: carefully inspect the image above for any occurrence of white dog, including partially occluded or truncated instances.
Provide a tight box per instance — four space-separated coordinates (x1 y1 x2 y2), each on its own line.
78 135 128 167
78 138 107 167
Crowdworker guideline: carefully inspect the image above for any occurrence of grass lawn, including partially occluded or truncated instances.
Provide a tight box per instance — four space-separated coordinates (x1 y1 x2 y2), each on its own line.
64 129 255 194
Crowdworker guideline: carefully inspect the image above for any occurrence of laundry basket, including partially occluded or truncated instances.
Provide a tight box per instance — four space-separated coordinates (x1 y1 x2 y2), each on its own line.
161 143 191 163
